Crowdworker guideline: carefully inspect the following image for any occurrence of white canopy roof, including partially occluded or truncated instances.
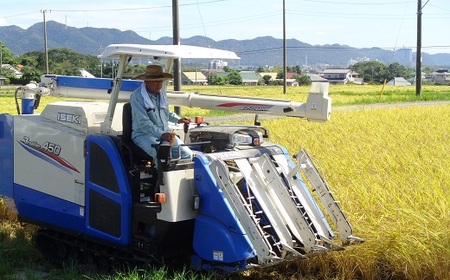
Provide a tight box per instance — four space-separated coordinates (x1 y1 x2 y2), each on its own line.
98 44 240 60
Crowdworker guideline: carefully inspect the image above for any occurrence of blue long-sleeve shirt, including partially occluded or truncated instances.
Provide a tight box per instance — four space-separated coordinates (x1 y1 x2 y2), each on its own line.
129 84 192 161
130 84 180 141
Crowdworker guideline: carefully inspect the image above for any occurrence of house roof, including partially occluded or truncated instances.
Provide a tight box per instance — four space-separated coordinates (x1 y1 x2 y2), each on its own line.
259 72 277 80
307 74 328 82
213 72 229 78
386 77 411 86
183 71 207 81
323 68 351 74
286 72 299 79
1 64 22 75
259 72 299 79
239 71 261 81
201 69 224 78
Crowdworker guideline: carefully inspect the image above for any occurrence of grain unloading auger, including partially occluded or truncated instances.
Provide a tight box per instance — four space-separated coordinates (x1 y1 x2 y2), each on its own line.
0 44 363 273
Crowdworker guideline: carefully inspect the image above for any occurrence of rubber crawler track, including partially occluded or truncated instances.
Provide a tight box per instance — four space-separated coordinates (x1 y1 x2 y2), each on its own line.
35 229 159 272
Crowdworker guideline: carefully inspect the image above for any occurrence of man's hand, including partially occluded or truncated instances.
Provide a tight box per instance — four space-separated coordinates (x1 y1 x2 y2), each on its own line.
178 117 191 124
160 132 174 142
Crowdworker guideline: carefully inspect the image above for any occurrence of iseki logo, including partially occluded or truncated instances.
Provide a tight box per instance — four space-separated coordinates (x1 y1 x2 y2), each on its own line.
57 112 82 124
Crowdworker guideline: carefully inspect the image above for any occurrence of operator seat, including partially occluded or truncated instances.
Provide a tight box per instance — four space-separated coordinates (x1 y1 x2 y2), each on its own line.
122 102 153 163
122 102 158 205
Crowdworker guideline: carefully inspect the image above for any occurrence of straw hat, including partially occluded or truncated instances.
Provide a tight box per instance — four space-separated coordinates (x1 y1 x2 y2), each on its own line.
135 65 173 81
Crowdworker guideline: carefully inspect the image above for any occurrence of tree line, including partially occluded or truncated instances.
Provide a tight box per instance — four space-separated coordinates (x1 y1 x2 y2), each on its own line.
1 42 422 86
0 43 146 85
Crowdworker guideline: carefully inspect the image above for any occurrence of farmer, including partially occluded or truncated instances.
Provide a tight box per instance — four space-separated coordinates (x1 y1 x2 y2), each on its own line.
129 64 192 163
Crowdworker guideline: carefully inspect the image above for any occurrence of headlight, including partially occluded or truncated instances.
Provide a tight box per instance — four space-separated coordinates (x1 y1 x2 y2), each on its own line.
231 130 263 146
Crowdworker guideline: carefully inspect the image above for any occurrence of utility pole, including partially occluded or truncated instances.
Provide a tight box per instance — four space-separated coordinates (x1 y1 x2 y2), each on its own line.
41 10 50 74
282 0 287 94
172 0 182 115
415 0 422 97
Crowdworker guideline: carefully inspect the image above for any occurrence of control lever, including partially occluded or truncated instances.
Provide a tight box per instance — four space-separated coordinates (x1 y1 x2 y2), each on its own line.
183 122 189 143
183 116 203 142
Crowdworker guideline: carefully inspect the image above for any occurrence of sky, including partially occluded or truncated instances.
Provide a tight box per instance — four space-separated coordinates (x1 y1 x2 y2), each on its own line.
1 0 449 55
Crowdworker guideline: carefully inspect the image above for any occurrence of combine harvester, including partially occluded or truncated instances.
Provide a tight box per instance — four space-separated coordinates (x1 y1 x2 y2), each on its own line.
0 44 363 273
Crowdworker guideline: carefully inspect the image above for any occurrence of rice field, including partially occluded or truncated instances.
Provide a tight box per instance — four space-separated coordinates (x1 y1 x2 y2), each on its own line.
1 84 450 279
247 103 450 279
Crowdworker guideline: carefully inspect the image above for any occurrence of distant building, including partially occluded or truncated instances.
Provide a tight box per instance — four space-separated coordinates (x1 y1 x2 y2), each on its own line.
386 77 411 86
393 48 413 67
239 71 262 85
1 64 22 79
210 59 228 69
181 71 208 85
201 69 224 79
322 68 358 84
259 72 299 86
259 72 277 81
285 79 299 86
347 58 357 67
307 74 328 83
0 74 6 86
433 70 450 85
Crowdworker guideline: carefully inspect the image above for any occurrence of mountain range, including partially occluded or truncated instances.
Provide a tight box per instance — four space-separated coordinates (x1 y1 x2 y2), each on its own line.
1 20 450 68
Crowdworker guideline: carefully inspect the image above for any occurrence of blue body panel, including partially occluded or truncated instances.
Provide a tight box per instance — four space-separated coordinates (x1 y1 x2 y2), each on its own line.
5 127 133 247
194 215 254 263
85 134 133 246
21 99 35 114
14 184 85 230
192 154 255 264
0 114 14 198
44 74 142 92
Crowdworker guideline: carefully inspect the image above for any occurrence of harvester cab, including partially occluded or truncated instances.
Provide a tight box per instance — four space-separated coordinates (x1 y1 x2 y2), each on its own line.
0 44 363 273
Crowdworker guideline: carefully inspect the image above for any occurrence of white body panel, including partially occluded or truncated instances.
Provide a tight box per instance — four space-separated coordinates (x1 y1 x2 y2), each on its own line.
157 168 198 222
14 115 86 205
40 101 124 134
13 102 124 206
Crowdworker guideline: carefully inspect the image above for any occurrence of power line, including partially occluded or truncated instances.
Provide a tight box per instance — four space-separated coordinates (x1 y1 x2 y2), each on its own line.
429 3 450 12
132 11 280 34
299 0 416 5
50 0 229 13
393 0 411 51
287 10 416 20
2 11 38 19
236 45 450 56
